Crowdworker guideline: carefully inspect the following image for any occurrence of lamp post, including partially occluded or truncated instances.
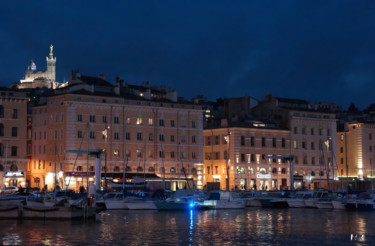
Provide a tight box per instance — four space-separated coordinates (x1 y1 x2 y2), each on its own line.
224 131 230 191
102 126 110 190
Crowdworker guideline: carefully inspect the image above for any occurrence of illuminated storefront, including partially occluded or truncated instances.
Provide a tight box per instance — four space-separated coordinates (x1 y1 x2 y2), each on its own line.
5 171 26 187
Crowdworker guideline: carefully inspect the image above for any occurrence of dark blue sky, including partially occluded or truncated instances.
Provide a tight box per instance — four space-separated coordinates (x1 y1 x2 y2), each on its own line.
1 0 375 109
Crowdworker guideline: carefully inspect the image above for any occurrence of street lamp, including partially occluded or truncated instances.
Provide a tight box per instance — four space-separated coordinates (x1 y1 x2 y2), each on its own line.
224 131 230 191
102 126 110 190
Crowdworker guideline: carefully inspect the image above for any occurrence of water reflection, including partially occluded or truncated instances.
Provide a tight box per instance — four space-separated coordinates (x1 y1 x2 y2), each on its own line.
0 209 374 245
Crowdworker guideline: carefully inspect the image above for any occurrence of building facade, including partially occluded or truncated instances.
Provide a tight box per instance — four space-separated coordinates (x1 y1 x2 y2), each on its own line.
30 92 203 191
0 88 28 188
337 122 375 182
203 124 291 191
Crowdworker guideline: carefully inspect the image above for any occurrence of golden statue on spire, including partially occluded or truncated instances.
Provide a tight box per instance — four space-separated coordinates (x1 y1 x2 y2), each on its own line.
50 44 53 53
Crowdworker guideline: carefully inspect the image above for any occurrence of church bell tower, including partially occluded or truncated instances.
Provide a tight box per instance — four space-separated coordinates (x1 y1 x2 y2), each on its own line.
46 44 56 82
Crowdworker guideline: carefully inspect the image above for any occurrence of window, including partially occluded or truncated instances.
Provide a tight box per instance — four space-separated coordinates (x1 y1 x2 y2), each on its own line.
126 132 131 140
159 134 164 142
272 138 276 147
0 124 3 136
170 135 175 142
261 137 266 147
311 128 314 135
370 133 373 140
282 138 286 148
159 119 164 126
302 141 306 149
114 116 120 124
77 131 83 138
89 115 95 122
340 134 344 141
294 127 298 134
137 166 143 172
0 106 3 118
159 151 165 158
170 120 175 127
311 142 315 150
137 132 142 141
149 133 153 141
90 131 95 139
114 166 120 172
11 146 17 156
126 118 131 125
250 136 255 146
340 147 343 153
12 109 18 119
192 136 196 143
181 135 185 143
192 152 196 159
302 127 306 135
171 152 175 158
180 152 186 159
312 157 315 164
136 118 142 125
137 149 143 158
102 116 107 123
192 121 196 128
215 136 220 145
148 118 153 126
181 119 186 128
340 158 344 164
170 167 176 173
241 136 245 146
11 127 17 137
114 132 119 140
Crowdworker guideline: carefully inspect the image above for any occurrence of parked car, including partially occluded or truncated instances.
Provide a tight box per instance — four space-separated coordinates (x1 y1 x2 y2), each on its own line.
0 186 18 195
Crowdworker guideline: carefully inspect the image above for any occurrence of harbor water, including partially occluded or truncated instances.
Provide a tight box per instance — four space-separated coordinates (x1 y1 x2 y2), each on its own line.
0 208 374 245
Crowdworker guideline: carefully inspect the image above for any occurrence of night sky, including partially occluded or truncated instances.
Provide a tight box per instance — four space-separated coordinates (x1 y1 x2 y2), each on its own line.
1 1 375 109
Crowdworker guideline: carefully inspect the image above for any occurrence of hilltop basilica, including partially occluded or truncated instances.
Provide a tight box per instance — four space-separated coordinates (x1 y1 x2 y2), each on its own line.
12 45 63 89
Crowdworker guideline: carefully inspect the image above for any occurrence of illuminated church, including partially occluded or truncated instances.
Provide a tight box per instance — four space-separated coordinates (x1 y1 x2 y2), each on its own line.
13 45 61 89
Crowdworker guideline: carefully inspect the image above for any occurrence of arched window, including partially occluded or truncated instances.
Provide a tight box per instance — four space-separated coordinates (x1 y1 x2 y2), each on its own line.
191 168 197 174
319 171 324 176
272 168 277 174
89 166 94 171
114 166 120 172
170 167 176 173
126 166 132 172
260 168 266 174
10 164 18 171
137 166 143 172
281 168 287 174
311 171 315 176
101 166 106 171
148 167 155 172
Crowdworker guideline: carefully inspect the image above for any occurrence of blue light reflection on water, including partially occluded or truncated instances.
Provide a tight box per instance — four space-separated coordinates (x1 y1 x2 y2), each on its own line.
0 208 374 245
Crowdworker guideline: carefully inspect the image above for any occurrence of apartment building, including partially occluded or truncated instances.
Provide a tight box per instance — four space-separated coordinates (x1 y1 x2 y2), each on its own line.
337 122 375 181
0 88 28 188
30 76 203 191
203 122 291 191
